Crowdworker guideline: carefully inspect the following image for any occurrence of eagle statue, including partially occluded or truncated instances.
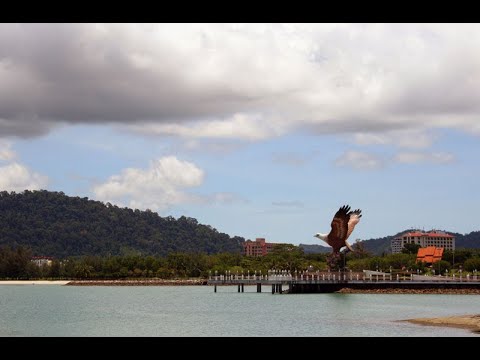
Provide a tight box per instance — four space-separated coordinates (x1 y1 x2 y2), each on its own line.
314 205 362 254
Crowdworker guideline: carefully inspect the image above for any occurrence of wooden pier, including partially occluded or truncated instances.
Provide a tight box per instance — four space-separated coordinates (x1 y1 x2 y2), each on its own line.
207 271 480 294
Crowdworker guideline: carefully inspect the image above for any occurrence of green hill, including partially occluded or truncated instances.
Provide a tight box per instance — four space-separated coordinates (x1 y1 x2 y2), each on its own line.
302 229 480 255
359 230 480 255
1 190 479 258
0 190 244 257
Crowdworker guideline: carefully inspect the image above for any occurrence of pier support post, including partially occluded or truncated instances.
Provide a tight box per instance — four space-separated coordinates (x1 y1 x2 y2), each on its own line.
214 285 217 293
238 284 240 292
279 284 283 294
257 283 261 293
272 284 275 294
241 284 244 293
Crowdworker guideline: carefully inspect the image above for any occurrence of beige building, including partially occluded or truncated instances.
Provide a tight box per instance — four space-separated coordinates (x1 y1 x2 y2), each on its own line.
391 230 455 254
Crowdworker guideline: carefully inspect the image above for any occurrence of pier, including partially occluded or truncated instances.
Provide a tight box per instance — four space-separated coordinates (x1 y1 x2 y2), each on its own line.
207 270 480 294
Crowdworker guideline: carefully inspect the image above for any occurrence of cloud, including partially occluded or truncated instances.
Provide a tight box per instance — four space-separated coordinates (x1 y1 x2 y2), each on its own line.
0 141 15 161
0 162 48 192
335 151 384 170
127 113 288 141
351 129 438 149
393 152 455 164
2 24 480 141
92 156 205 211
0 141 49 191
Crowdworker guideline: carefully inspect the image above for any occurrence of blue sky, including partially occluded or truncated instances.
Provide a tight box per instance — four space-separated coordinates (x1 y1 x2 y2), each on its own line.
1 24 480 245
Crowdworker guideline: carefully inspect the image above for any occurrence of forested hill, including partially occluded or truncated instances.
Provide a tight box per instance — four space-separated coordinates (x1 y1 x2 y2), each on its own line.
301 229 480 255
0 190 245 257
357 229 480 255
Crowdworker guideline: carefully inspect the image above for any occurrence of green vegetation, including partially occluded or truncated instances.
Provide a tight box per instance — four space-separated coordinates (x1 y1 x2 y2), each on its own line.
0 190 244 257
1 243 479 280
1 189 480 280
401 243 422 254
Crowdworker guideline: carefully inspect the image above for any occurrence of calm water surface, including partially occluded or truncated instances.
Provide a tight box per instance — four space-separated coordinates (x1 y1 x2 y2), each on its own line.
0 285 478 337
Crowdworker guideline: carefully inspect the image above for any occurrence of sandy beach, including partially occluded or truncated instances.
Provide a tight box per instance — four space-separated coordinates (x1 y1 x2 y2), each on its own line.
0 280 71 285
66 279 207 286
405 314 480 334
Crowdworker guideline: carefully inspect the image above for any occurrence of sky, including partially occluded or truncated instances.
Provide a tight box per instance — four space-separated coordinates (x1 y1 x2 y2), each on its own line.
1 23 480 245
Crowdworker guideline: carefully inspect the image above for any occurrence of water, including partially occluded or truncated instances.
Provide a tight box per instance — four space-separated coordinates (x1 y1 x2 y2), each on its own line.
0 285 478 337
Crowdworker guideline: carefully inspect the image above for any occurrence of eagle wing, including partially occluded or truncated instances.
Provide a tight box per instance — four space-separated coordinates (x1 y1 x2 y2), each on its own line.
346 209 362 241
328 205 350 250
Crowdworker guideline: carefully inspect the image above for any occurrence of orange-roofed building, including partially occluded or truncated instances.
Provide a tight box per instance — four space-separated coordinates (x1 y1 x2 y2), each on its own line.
416 246 444 264
391 230 455 254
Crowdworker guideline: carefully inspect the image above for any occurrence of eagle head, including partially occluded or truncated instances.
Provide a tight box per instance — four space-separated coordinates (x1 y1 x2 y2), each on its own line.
314 233 329 243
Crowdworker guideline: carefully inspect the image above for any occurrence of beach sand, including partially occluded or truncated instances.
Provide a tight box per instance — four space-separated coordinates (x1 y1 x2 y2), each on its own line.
405 314 480 334
0 280 71 285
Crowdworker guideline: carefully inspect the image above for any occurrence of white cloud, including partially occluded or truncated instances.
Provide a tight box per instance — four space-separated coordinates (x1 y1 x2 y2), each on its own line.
352 129 437 149
92 156 205 211
335 151 384 170
0 141 48 191
2 24 480 142
0 162 48 191
0 141 15 161
393 152 455 164
128 113 288 141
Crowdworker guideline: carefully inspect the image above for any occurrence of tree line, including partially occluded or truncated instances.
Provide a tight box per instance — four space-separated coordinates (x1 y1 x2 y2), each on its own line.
1 243 479 280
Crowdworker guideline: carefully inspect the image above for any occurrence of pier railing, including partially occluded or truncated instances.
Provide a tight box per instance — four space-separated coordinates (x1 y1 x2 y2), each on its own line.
208 270 480 284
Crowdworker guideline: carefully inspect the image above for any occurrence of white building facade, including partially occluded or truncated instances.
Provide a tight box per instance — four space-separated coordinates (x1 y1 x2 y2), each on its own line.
391 230 455 254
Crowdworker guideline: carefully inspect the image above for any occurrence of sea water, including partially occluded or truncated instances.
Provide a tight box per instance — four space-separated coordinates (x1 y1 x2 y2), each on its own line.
0 285 478 337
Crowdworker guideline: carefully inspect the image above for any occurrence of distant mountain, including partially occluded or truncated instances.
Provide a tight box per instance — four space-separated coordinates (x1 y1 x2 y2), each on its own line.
2 190 479 258
359 229 480 255
0 190 245 257
301 229 480 255
299 244 331 254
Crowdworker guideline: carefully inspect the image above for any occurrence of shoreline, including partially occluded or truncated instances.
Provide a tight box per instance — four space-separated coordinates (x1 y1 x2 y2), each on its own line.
336 287 480 295
404 315 480 334
0 280 71 285
65 279 207 286
2 280 480 293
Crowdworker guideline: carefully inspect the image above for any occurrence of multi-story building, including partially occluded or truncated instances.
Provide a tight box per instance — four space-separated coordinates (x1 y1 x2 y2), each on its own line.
243 238 276 257
391 230 455 254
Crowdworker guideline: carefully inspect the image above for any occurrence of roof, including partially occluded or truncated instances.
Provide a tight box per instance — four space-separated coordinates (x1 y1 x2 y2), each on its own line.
416 246 444 264
400 231 454 239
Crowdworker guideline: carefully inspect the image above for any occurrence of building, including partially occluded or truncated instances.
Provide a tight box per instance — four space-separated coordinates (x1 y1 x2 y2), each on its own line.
391 230 455 254
31 256 53 267
243 238 277 257
416 247 444 265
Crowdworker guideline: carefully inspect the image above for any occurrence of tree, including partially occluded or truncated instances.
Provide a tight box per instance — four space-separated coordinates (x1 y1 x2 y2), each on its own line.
463 257 480 272
401 243 421 254
349 240 372 259
434 260 451 274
